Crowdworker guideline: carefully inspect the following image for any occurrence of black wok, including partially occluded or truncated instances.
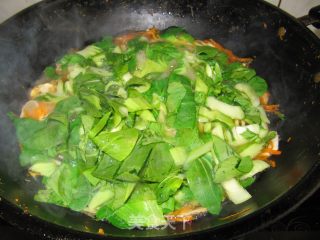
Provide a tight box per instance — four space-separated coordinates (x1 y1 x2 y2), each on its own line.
0 0 320 239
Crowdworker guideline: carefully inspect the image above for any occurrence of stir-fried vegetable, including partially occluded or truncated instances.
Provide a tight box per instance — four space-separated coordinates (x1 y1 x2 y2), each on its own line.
10 27 282 229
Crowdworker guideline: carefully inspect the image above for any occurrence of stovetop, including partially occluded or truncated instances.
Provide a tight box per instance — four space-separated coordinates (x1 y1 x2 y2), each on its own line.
1 189 319 240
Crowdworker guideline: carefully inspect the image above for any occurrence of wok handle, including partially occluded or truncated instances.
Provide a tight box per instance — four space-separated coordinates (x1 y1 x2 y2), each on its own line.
298 5 320 29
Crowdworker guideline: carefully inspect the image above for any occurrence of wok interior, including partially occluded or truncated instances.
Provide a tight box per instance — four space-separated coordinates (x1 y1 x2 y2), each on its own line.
0 0 320 238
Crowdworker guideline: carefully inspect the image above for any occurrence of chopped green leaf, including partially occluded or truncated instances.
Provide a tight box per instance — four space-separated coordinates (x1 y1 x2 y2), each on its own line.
186 158 223 214
93 128 139 161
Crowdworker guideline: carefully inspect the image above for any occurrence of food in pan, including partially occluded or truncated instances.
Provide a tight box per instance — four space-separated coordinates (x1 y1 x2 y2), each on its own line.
10 27 281 229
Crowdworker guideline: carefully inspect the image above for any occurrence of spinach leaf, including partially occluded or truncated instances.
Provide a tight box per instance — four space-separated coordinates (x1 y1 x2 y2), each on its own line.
174 186 194 209
97 200 166 229
196 46 219 61
171 74 196 129
96 205 130 228
173 128 202 149
89 111 111 138
144 75 169 102
94 36 115 51
128 183 157 203
19 148 51 167
166 81 186 113
239 176 255 188
11 116 46 143
223 63 256 82
93 128 139 161
34 189 65 207
241 129 259 141
186 158 223 214
141 142 176 182
146 42 183 63
247 76 268 96
58 53 90 69
214 156 243 183
107 182 136 209
68 115 82 147
82 139 100 168
156 175 183 204
44 66 59 79
73 73 106 95
13 117 68 152
160 26 194 43
212 135 235 162
161 197 175 214
44 163 92 211
92 154 122 180
116 144 153 181
237 156 253 173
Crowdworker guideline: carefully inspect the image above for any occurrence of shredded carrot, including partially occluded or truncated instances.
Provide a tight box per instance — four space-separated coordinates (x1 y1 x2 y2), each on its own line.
114 27 160 47
262 149 282 155
30 82 57 99
254 139 280 166
253 157 277 167
21 100 55 120
264 159 276 168
263 104 280 112
260 92 270 105
256 140 278 157
196 39 252 63
166 215 194 222
165 204 199 222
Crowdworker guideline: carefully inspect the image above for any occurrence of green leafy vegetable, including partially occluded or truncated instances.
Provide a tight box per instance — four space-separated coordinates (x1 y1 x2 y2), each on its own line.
186 158 223 214
92 154 122 180
141 143 176 182
156 175 183 204
247 76 268 96
44 66 59 79
97 200 166 229
93 128 139 161
116 144 153 181
11 26 279 230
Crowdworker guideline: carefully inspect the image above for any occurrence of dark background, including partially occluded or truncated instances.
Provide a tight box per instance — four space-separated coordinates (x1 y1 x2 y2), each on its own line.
1 189 319 240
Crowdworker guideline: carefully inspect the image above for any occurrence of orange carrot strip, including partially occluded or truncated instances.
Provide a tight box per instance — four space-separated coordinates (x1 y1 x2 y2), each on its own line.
263 149 282 155
114 27 160 47
165 204 198 222
21 100 55 120
166 215 194 222
260 92 270 105
263 104 280 112
264 159 276 168
255 154 269 160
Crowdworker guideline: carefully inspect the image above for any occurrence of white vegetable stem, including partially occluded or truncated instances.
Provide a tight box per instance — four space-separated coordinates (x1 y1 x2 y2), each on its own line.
221 178 252 204
206 96 244 119
235 83 260 107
